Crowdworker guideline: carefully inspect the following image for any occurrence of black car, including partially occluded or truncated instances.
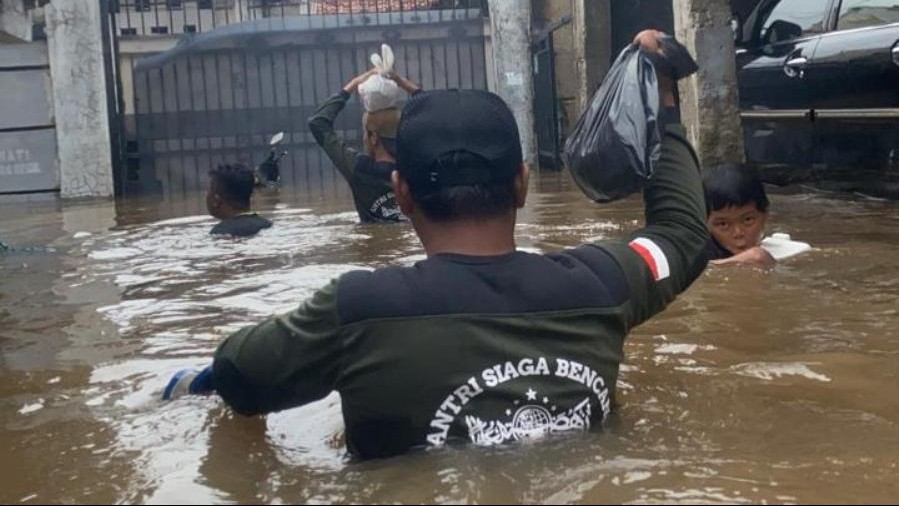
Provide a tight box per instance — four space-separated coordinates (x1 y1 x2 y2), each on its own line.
734 0 899 194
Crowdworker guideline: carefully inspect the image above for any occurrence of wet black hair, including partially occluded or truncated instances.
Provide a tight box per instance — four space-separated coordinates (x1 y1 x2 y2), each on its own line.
703 164 770 214
209 164 255 208
411 151 518 222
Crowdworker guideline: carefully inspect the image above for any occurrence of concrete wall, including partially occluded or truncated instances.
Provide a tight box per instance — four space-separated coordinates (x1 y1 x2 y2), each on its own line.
46 0 114 198
0 0 32 42
488 0 537 166
0 42 58 193
0 43 53 129
674 0 744 167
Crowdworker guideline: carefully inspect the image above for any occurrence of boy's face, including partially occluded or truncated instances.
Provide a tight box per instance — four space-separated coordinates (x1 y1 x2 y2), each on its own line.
708 203 768 254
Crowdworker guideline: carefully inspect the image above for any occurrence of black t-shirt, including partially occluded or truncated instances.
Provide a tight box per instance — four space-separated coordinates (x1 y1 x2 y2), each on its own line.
210 214 273 238
704 238 733 261
350 156 403 223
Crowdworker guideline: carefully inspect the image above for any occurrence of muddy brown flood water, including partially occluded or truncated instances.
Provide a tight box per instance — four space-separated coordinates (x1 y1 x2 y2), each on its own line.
1 174 897 504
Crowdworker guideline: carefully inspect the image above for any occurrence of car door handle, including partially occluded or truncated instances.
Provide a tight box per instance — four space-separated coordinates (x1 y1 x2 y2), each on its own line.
784 56 808 78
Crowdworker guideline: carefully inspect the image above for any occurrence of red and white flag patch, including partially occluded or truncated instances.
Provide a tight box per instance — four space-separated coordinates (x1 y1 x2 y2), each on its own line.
629 237 671 282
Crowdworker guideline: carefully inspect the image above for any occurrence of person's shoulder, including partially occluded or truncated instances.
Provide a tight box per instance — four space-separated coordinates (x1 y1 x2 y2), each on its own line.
210 215 271 237
545 245 631 305
210 221 229 235
333 264 417 324
252 214 273 228
338 263 412 292
241 214 272 236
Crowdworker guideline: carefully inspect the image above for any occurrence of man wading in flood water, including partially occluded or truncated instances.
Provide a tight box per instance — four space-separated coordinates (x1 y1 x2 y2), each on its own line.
308 69 422 224
164 30 709 459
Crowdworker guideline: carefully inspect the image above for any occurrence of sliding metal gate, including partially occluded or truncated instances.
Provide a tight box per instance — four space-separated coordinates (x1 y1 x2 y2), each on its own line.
116 0 490 198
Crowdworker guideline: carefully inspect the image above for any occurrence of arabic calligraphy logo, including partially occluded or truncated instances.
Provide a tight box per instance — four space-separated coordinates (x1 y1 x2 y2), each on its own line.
465 389 593 446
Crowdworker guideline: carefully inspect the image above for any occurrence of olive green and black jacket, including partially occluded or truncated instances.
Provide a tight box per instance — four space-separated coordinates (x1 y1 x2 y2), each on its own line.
213 124 709 459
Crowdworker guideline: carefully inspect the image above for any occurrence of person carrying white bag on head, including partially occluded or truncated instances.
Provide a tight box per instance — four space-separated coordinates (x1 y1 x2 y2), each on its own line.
308 44 422 224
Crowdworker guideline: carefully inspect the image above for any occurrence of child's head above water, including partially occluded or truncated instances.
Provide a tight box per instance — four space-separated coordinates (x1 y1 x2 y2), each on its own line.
704 164 770 255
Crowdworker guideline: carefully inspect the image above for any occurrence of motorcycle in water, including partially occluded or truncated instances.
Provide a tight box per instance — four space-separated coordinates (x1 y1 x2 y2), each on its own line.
254 132 288 188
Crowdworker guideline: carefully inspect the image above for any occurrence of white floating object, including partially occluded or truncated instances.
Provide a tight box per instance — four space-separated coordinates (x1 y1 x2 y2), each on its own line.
732 362 831 383
760 233 811 261
19 400 45 415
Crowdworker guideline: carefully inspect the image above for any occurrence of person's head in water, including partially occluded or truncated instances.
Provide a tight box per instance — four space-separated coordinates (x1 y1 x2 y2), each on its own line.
392 90 529 255
363 107 401 162
207 164 256 220
704 164 770 255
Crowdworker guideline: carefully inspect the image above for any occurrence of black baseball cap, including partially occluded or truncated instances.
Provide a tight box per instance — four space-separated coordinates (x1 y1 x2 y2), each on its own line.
396 90 523 192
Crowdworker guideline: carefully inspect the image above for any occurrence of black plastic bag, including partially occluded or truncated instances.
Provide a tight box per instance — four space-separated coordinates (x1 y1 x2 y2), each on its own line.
563 36 698 203
648 35 700 81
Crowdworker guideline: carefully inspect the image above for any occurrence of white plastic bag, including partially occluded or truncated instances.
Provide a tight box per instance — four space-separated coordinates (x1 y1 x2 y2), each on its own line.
760 233 812 261
359 44 405 112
